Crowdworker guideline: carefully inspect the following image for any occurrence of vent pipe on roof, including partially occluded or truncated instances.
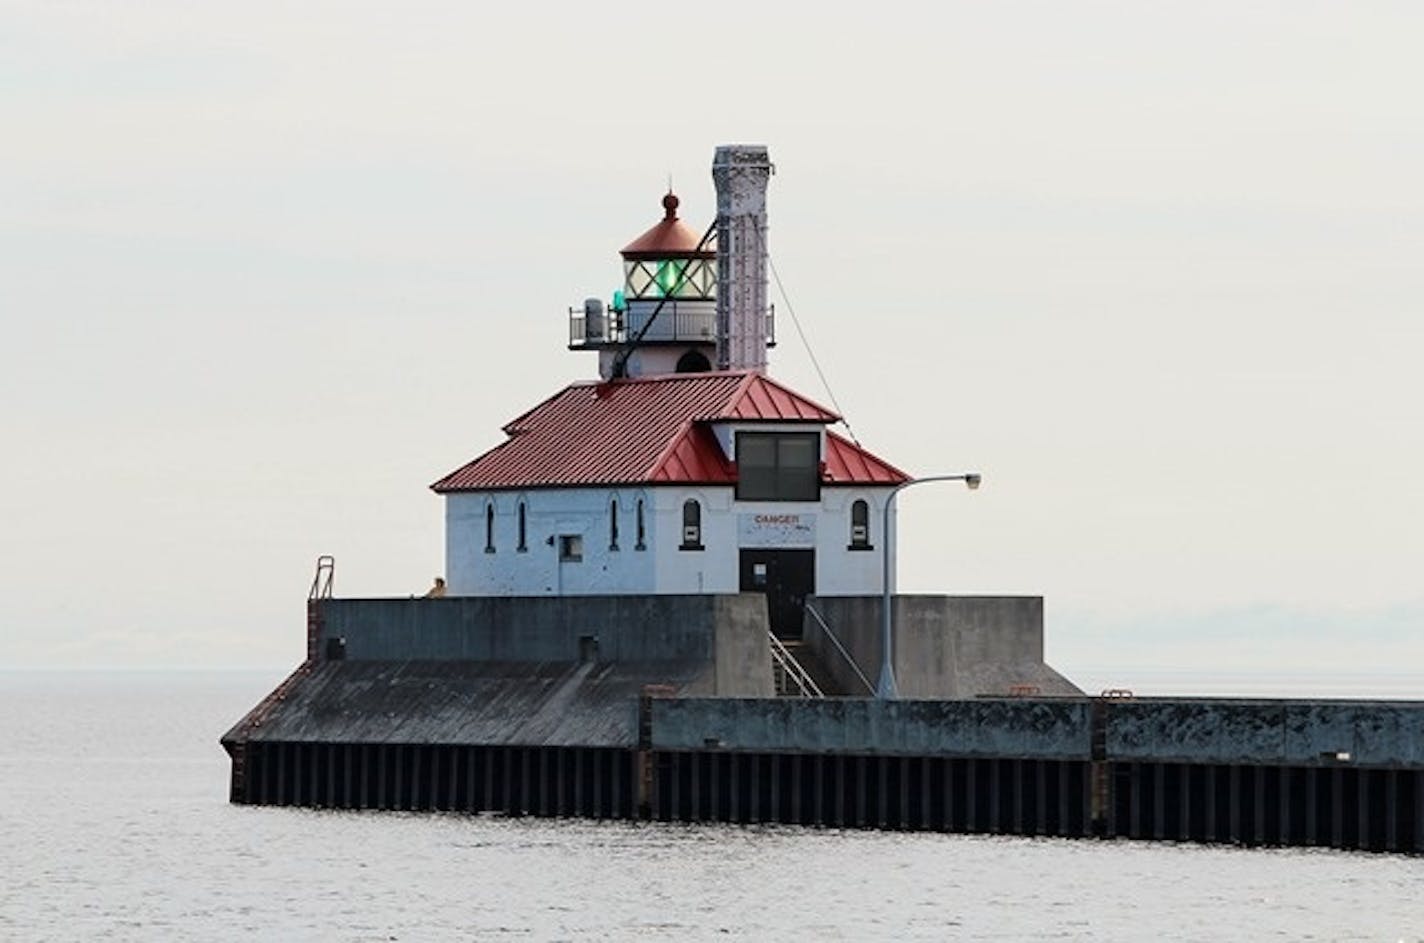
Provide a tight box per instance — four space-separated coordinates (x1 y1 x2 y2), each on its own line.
712 145 773 374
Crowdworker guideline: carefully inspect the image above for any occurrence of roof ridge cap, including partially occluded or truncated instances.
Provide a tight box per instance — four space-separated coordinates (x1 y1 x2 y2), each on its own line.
717 371 762 419
752 373 842 422
646 421 697 480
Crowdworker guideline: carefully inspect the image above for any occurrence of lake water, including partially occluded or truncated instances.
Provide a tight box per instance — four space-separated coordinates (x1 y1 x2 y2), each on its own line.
1 670 1421 941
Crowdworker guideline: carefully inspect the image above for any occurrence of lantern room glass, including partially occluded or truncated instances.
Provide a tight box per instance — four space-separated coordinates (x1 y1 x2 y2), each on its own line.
623 258 716 300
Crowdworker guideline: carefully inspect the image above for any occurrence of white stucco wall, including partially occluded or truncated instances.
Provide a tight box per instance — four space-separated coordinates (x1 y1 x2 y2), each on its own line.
445 488 658 596
812 487 893 595
597 344 715 381
444 484 896 597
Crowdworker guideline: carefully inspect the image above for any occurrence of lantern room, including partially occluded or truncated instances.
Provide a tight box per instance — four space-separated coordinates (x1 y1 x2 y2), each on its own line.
620 192 716 302
569 192 726 379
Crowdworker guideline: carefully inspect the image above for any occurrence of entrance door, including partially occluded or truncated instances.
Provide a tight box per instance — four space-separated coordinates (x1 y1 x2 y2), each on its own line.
739 549 815 639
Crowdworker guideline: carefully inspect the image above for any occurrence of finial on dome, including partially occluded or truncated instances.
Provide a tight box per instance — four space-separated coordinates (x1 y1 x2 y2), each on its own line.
662 191 679 219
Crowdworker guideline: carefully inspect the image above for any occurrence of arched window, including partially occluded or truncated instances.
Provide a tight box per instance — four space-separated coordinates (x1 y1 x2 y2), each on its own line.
609 498 620 551
517 501 527 552
680 499 703 551
635 499 646 551
484 503 496 553
849 499 872 550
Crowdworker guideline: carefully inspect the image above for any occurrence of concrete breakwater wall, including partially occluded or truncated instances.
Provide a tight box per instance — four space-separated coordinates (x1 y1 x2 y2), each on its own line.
804 595 1079 698
315 593 1078 700
227 680 1424 853
644 698 1424 851
223 596 1424 853
319 594 773 696
654 697 1424 767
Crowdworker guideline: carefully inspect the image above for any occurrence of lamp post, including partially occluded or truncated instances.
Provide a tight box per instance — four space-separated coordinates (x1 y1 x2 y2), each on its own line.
877 473 982 700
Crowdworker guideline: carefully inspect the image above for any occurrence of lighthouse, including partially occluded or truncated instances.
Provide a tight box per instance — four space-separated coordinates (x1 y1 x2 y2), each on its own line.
223 145 1089 825
569 145 776 381
434 146 914 635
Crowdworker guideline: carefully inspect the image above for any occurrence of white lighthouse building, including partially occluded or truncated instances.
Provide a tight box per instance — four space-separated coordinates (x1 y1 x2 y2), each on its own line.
432 146 910 636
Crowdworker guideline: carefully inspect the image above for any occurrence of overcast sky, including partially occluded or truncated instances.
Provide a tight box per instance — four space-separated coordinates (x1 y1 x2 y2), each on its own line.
3 2 1421 690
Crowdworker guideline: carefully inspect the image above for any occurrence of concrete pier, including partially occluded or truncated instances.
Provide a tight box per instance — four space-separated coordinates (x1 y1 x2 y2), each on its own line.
223 596 1424 854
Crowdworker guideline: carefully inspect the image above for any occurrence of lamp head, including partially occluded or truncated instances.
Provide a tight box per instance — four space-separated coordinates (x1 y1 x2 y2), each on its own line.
965 474 982 490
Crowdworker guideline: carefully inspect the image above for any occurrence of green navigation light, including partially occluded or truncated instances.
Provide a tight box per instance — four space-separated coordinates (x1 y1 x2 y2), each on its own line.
654 260 683 297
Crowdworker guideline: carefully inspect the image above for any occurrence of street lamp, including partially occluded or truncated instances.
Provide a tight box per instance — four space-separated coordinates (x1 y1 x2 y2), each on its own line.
877 473 982 699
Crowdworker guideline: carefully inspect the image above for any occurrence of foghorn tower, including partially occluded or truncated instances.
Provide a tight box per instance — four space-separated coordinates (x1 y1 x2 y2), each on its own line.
712 144 773 373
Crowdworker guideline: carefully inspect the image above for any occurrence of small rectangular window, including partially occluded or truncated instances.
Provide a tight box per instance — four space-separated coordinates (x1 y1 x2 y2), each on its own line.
737 435 777 498
558 535 583 562
735 431 820 502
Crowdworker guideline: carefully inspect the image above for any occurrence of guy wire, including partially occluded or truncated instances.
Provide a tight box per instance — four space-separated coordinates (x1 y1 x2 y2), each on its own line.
754 223 862 447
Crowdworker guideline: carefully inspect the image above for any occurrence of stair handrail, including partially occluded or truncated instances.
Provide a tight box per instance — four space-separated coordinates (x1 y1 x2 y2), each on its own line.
803 603 876 696
768 632 824 698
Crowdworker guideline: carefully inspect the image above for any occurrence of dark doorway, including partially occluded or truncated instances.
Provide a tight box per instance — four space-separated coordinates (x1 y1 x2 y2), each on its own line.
675 349 712 373
739 549 815 639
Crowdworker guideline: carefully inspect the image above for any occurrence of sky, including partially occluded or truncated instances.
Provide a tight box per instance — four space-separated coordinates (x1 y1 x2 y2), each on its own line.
3 2 1421 689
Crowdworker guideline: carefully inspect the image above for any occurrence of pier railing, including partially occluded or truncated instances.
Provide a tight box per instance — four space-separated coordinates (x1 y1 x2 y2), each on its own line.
568 306 775 348
804 602 876 696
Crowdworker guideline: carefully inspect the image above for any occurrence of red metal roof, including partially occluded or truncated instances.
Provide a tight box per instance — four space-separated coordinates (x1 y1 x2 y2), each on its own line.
823 431 911 485
649 423 736 484
620 193 715 260
716 372 840 422
431 371 908 492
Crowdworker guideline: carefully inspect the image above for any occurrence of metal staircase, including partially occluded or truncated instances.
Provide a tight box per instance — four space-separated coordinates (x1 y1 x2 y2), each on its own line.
769 633 824 697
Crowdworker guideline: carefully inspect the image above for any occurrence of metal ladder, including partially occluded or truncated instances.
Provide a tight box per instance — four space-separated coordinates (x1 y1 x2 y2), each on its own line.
229 555 333 803
306 555 334 661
